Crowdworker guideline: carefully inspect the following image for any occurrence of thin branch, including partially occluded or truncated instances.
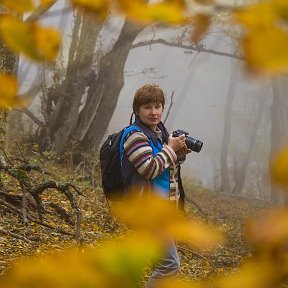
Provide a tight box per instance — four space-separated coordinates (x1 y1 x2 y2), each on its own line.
14 108 44 127
0 228 36 244
0 199 74 236
131 39 244 60
25 0 58 23
163 91 175 124
177 246 207 261
16 142 28 163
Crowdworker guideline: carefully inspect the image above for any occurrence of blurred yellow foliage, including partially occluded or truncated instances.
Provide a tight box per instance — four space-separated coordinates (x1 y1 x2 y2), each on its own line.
0 73 27 108
235 0 288 74
156 277 202 288
190 14 211 43
71 0 110 19
2 0 34 13
34 26 61 61
0 233 163 288
245 208 288 246
0 16 60 62
39 0 56 6
0 16 39 60
113 189 222 250
217 259 276 288
270 146 288 187
116 0 188 24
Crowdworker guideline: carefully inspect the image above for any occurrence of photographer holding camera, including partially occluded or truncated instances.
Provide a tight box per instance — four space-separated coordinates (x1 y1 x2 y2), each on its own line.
121 84 202 287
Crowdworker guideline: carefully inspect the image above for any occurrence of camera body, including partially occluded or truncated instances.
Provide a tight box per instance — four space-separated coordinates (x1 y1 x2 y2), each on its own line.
172 129 203 153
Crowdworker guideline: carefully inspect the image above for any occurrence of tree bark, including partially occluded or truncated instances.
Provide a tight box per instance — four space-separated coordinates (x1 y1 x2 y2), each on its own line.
232 93 266 195
0 4 17 153
44 11 102 153
219 61 237 193
76 20 145 153
270 76 288 203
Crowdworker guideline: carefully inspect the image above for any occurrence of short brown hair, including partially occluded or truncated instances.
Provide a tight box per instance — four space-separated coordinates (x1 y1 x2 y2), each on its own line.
133 84 165 113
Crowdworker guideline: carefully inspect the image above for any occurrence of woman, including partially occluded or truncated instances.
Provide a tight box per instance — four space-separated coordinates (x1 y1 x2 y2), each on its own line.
121 84 191 287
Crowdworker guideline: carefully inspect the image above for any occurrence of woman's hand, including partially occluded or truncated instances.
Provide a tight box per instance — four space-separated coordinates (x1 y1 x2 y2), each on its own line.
176 145 192 159
168 134 186 152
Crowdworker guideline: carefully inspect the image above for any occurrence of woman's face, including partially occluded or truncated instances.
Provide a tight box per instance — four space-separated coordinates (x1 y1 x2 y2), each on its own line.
137 102 163 130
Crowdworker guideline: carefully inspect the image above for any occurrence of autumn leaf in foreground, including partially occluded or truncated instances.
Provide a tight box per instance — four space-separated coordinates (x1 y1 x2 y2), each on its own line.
245 208 288 246
0 74 28 108
0 16 60 62
234 0 288 74
34 26 61 61
270 146 288 187
2 0 35 13
217 258 277 288
112 188 222 250
71 0 110 19
0 234 163 288
190 14 211 43
116 0 188 24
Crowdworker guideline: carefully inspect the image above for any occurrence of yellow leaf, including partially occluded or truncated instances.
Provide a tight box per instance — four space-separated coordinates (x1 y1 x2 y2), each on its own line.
116 0 187 24
241 26 288 75
157 276 202 288
34 26 61 61
190 14 211 43
2 0 35 13
270 146 288 187
113 189 222 248
0 16 40 60
192 0 214 5
39 0 56 6
218 259 276 288
0 73 27 108
0 16 60 62
0 235 163 288
166 220 222 250
71 0 110 19
235 2 278 29
234 0 288 74
245 208 288 246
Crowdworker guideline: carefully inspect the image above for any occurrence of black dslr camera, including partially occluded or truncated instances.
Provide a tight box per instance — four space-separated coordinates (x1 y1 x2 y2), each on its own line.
172 129 203 153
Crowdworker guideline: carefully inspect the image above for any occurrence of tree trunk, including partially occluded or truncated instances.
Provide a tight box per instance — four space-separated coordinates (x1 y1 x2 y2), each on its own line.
47 11 102 153
0 4 17 153
232 93 266 195
219 61 237 193
76 20 144 153
270 76 288 203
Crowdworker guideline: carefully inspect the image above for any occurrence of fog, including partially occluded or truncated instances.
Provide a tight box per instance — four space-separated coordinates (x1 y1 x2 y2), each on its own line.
14 1 287 200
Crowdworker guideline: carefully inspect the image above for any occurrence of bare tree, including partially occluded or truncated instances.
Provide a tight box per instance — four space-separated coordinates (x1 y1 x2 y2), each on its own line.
219 60 238 193
231 92 266 195
0 4 17 153
270 75 288 203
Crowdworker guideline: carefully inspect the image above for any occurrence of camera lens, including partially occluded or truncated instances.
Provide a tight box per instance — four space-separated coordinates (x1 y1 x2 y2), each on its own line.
185 137 203 153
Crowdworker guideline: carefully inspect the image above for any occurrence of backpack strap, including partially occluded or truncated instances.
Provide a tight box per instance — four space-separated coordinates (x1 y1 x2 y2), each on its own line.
119 125 142 165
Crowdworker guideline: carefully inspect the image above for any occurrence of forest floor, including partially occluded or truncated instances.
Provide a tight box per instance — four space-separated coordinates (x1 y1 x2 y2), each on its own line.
0 160 271 285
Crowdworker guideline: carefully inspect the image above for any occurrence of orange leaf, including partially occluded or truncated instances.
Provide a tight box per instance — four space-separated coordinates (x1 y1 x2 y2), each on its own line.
270 146 288 187
70 0 110 19
2 0 35 13
190 14 211 43
34 26 61 61
241 26 288 75
0 73 28 108
116 0 187 24
0 16 40 60
0 16 61 62
245 208 288 245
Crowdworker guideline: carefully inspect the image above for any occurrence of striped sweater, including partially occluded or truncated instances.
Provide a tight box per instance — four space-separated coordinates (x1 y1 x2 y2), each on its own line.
123 128 183 201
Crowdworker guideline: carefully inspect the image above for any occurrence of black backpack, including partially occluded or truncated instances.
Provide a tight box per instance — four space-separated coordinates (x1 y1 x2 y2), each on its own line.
99 125 141 201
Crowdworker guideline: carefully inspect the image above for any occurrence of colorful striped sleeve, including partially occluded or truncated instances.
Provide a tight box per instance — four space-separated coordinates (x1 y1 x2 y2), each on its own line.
123 131 177 180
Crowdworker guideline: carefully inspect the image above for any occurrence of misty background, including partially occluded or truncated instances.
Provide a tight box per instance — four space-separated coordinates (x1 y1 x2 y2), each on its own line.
9 0 288 202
